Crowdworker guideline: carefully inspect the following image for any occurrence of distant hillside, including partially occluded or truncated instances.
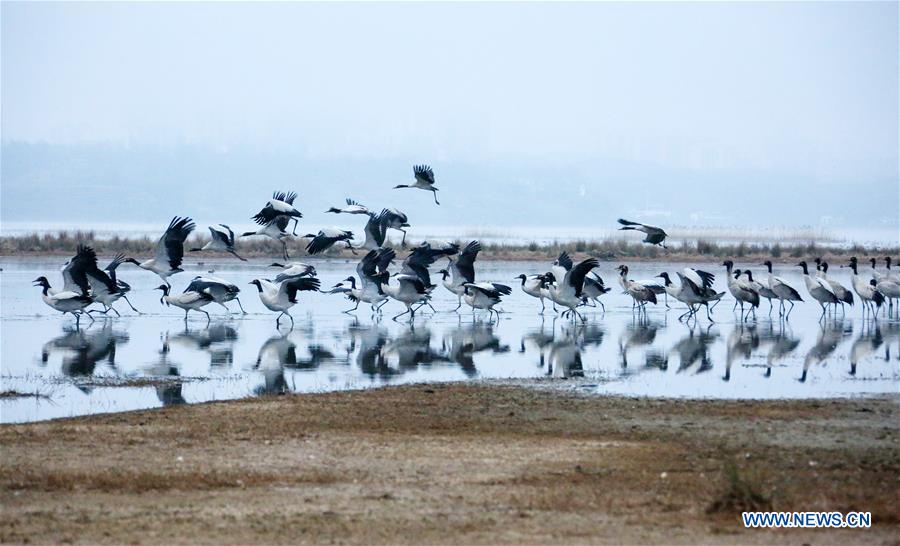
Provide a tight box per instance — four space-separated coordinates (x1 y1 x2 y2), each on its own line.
2 142 896 234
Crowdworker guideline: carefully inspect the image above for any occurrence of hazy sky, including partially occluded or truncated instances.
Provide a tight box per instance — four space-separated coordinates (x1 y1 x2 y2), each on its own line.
2 2 898 230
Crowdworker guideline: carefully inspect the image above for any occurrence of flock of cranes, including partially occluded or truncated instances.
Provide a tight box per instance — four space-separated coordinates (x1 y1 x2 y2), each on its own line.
30 164 899 326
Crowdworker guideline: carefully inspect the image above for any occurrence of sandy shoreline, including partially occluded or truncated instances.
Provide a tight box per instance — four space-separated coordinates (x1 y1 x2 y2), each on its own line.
1 383 897 544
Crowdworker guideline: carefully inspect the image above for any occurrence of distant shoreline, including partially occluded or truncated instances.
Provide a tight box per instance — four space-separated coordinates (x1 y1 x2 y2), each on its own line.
1 232 897 263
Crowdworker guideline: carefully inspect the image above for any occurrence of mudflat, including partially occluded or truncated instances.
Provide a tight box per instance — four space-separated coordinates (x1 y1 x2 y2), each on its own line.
1 383 897 545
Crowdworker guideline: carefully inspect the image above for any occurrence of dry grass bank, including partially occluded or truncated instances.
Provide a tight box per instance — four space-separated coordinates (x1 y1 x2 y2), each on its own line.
0 383 896 545
1 231 897 263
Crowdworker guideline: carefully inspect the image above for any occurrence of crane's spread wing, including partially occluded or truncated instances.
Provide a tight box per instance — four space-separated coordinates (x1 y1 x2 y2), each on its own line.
273 191 298 205
281 277 321 303
306 231 351 255
398 274 428 294
413 164 435 185
454 240 482 283
366 209 390 246
683 268 715 291
156 216 195 269
618 218 651 229
567 258 599 296
253 192 301 225
358 250 380 280
209 224 235 246
104 253 128 284
62 245 97 295
376 247 396 274
554 251 573 271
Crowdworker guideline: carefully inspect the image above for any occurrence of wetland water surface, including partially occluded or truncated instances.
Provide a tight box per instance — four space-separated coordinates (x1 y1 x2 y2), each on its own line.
1 257 897 423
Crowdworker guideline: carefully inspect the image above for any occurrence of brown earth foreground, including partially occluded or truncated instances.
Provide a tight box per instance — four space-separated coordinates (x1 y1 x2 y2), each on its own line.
1 384 897 545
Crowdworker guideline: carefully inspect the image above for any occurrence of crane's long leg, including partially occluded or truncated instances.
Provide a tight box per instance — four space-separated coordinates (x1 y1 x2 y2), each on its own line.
291 218 299 236
432 190 440 205
343 301 360 314
281 241 289 261
202 309 211 323
229 250 248 262
400 229 407 247
234 298 248 314
122 295 141 314
540 298 546 314
453 296 462 312
392 307 410 321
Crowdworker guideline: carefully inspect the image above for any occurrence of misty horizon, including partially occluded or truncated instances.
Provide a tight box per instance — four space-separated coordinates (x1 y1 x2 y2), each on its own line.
2 2 897 238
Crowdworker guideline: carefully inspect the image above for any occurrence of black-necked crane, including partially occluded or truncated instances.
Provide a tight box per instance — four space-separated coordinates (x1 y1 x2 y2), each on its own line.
398 242 452 313
241 216 292 260
743 270 777 316
657 268 721 321
847 257 885 315
304 228 354 255
797 261 839 319
395 164 440 205
617 218 668 248
723 260 759 322
79 247 139 316
252 191 302 236
126 216 196 286
869 257 887 282
581 272 611 312
617 269 667 307
102 253 141 314
33 276 93 324
762 260 803 318
816 261 853 312
441 240 481 311
249 276 321 327
515 273 551 313
328 248 395 313
545 252 599 322
616 264 658 313
155 283 214 322
190 224 246 261
885 257 900 281
359 209 390 251
873 271 900 314
463 282 512 321
326 198 370 215
740 268 776 314
383 273 430 321
382 208 411 246
185 276 247 314
269 262 317 281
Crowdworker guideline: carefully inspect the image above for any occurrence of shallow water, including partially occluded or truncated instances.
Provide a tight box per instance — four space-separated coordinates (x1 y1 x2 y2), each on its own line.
2 257 897 423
